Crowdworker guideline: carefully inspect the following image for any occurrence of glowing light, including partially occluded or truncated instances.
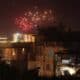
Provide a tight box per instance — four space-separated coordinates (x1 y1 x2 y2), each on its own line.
12 33 35 43
32 36 35 42
0 37 8 43
44 11 48 15
23 34 35 42
13 33 21 42
22 48 25 52
0 37 8 39
12 49 16 56
60 66 76 75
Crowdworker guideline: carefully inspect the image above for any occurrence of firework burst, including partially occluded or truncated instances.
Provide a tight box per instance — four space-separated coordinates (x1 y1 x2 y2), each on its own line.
15 7 55 32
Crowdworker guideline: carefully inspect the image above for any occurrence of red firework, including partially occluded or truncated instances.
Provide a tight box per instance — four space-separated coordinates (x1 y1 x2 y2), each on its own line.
15 17 33 32
15 8 55 33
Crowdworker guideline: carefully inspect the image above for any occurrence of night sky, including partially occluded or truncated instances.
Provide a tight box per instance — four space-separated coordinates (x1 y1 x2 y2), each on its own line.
0 0 80 34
